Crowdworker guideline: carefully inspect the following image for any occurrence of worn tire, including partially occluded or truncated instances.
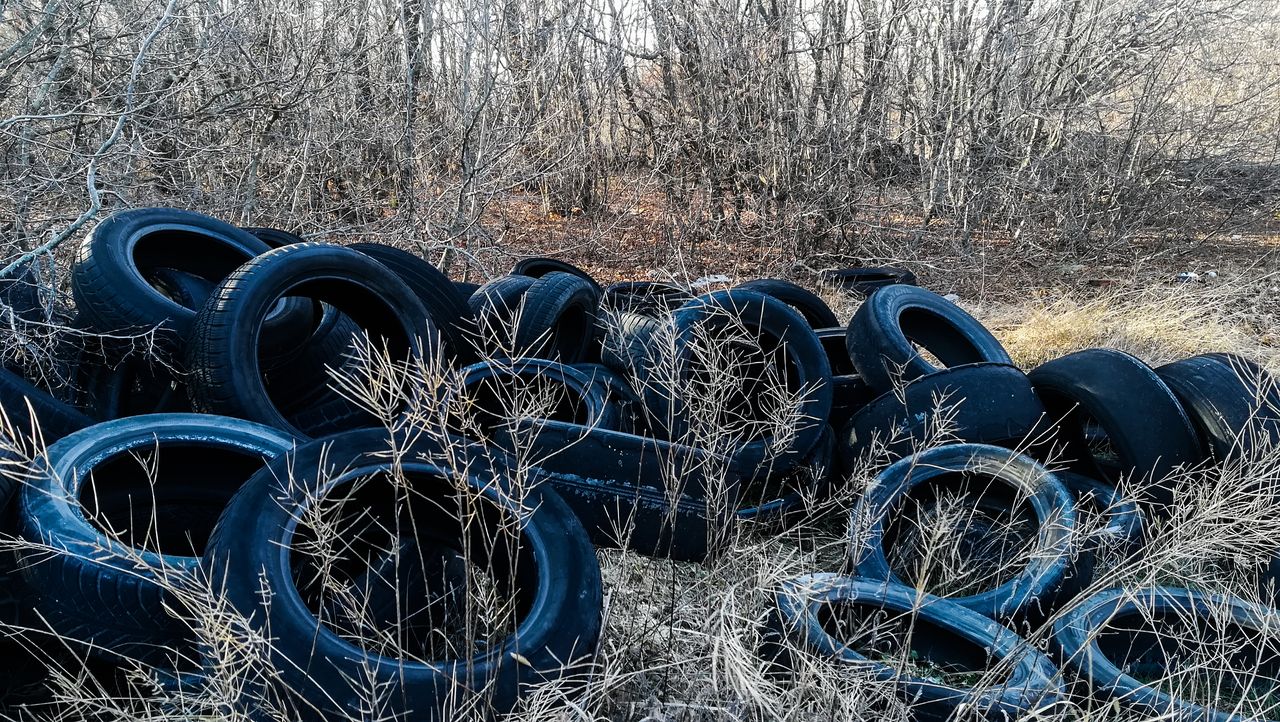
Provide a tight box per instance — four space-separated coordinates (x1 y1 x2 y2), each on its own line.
1156 353 1280 464
641 290 833 482
847 285 1012 393
1029 348 1205 513
186 243 436 438
349 242 475 364
512 256 602 293
1054 472 1145 603
762 573 1063 722
0 366 94 443
18 414 293 664
601 281 692 318
241 226 303 248
821 266 918 294
447 359 618 438
468 274 537 356
737 279 839 329
839 363 1048 469
815 326 856 376
71 208 313 359
1053 586 1280 722
851 444 1077 621
203 428 603 721
514 271 601 363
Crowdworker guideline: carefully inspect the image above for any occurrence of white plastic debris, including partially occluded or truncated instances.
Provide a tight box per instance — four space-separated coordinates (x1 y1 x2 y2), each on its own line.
943 293 961 303
1176 272 1200 283
690 274 733 288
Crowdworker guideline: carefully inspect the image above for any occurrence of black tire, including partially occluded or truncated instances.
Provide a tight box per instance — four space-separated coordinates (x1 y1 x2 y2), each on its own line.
514 271 601 363
71 208 314 359
601 281 692 317
0 259 54 324
498 418 741 563
1053 586 1280 722
186 243 436 438
1028 348 1205 513
1156 353 1280 464
512 256 602 293
829 374 878 431
737 425 834 526
258 305 367 435
447 359 618 438
815 326 855 376
850 444 1077 620
0 366 94 443
453 280 481 299
847 284 1012 394
572 363 649 435
203 428 603 721
821 266 918 294
761 573 1063 722
838 363 1048 469
145 267 216 310
1054 472 1144 603
18 414 294 664
641 290 833 482
349 242 476 364
737 279 840 329
75 356 194 420
468 274 537 356
599 310 665 379
241 226 304 248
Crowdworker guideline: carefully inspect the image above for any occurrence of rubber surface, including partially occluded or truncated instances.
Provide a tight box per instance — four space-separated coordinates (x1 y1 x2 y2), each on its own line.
349 242 476 364
839 363 1048 468
601 281 692 318
512 256 602 293
514 271 601 363
762 573 1063 722
186 243 436 438
851 444 1077 620
18 414 293 663
815 326 856 376
637 290 833 483
447 359 618 438
1053 586 1280 722
1054 472 1145 603
203 427 603 721
847 285 1012 393
737 279 840 329
499 419 741 563
0 365 94 443
1028 348 1205 513
242 226 304 248
1156 353 1280 463
468 274 537 357
71 208 312 359
820 266 918 295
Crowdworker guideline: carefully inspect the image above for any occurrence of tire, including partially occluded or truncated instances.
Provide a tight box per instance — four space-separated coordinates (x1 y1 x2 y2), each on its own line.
349 243 476 364
0 259 53 324
572 362 649 435
1028 348 1205 514
829 374 878 431
838 363 1048 469
71 208 314 359
1156 353 1280 464
737 279 839 329
241 226 303 248
1053 586 1280 722
0 366 94 443
514 272 601 363
447 359 618 438
737 425 834 526
641 290 833 482
599 310 665 379
75 356 194 420
601 281 692 317
468 274 537 356
18 414 294 664
850 444 1077 621
186 243 436 438
815 326 855 376
821 266 918 295
497 418 741 563
258 305 367 435
761 573 1063 722
1054 472 1144 603
512 256 602 293
145 267 216 310
453 280 481 299
203 427 603 721
847 285 1012 394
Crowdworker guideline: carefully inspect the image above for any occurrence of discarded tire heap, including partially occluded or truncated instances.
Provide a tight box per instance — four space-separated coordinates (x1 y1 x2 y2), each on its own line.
0 206 1279 719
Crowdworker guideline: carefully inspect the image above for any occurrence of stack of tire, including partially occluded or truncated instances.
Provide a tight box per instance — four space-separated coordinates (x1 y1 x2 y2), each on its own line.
764 284 1280 721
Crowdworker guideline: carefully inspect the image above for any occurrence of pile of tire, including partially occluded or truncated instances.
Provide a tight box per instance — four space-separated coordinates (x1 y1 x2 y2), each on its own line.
3 206 1279 719
763 284 1280 721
